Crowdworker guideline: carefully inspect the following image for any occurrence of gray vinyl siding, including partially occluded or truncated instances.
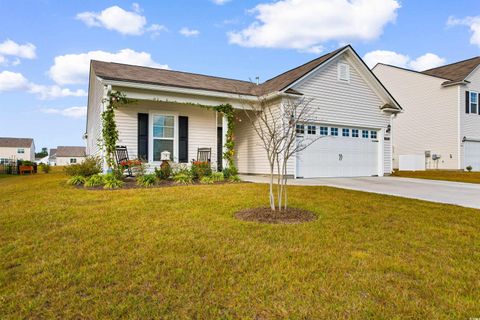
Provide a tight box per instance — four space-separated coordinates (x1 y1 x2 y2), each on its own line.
293 55 393 174
373 64 459 170
86 75 105 157
460 67 480 168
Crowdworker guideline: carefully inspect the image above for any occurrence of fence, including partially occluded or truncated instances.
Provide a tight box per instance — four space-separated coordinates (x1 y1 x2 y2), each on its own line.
0 156 18 175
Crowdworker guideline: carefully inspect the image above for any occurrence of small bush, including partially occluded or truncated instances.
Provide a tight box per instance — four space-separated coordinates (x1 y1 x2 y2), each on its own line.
200 176 214 184
67 175 86 186
211 172 224 182
137 174 157 187
191 161 212 180
103 173 124 189
466 165 473 172
155 161 172 180
84 174 105 187
222 166 238 179
228 175 241 182
40 163 51 173
64 157 101 177
173 173 192 185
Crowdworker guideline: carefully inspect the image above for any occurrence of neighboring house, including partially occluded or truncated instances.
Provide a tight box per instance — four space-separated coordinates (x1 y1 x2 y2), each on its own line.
55 146 86 166
0 137 35 163
373 57 480 171
49 148 57 166
86 45 401 178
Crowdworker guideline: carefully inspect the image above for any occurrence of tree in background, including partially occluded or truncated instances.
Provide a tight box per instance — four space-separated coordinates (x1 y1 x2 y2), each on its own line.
35 147 48 158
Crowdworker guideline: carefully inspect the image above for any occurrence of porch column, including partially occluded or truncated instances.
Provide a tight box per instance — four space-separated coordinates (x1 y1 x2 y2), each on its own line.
222 114 229 169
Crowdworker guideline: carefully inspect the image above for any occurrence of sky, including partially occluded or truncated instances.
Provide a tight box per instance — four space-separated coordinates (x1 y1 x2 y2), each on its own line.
0 0 479 151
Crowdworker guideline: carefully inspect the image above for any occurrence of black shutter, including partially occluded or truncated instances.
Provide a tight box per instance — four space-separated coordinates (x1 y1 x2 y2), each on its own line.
466 91 470 114
137 113 148 161
179 116 188 163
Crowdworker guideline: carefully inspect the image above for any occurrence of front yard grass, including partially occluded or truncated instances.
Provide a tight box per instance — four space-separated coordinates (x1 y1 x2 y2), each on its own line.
392 169 480 184
1 171 479 319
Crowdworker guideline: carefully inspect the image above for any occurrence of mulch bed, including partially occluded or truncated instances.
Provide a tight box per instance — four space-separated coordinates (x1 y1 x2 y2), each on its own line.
235 207 317 224
76 177 242 190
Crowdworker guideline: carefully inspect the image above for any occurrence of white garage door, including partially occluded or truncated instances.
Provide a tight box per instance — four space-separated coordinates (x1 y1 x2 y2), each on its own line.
464 141 480 171
296 125 379 178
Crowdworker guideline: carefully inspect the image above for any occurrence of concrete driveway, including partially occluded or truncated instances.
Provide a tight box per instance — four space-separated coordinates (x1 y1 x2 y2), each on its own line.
240 175 480 209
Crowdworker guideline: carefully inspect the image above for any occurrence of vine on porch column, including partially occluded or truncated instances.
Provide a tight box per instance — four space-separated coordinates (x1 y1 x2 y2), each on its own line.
101 90 135 169
214 104 236 170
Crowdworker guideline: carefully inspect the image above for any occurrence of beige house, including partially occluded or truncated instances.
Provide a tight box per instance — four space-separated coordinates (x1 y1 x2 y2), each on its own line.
86 45 401 178
55 146 86 166
0 137 35 163
373 57 480 171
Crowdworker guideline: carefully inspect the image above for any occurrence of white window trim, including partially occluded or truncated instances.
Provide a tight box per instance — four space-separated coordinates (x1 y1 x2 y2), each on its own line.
17 148 25 154
469 91 478 114
149 111 179 163
337 62 350 82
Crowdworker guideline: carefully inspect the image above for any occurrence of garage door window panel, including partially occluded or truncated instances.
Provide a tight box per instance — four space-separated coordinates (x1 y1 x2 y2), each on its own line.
330 128 339 136
352 129 359 137
342 128 350 137
296 124 305 134
320 127 328 136
307 125 316 135
371 131 377 139
362 130 369 138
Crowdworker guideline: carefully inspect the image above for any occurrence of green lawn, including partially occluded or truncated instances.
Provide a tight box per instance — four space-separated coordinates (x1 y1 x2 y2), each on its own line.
1 171 479 319
392 170 480 184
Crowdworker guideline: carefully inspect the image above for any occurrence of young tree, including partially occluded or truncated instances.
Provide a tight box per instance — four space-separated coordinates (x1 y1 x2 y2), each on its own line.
35 147 48 158
243 95 322 211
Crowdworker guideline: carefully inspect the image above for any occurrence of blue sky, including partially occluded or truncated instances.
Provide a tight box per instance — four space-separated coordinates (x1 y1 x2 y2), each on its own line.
0 0 479 150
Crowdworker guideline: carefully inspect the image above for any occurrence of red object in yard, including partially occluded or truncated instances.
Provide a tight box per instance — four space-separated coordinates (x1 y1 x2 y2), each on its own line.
19 165 34 175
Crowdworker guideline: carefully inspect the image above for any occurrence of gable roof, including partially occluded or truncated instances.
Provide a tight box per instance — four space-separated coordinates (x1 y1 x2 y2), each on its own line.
421 56 480 83
91 46 348 97
56 146 86 157
0 137 33 148
49 148 57 157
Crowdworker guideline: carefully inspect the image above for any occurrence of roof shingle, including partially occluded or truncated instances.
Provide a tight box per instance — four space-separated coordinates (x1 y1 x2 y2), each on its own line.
0 137 34 148
421 56 480 83
56 146 86 157
91 46 348 96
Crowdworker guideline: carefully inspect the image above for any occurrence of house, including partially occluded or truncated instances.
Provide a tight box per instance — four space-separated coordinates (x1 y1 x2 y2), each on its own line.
0 137 35 163
49 148 57 166
373 57 480 171
55 146 86 166
85 45 401 178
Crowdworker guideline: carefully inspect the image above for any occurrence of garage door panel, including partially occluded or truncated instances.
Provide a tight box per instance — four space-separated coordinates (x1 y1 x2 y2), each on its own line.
465 141 480 171
297 128 379 178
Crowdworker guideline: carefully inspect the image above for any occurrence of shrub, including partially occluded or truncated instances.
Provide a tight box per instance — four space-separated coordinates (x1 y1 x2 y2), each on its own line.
222 166 238 179
84 174 105 187
228 175 241 182
137 174 157 187
67 175 86 186
103 173 124 189
200 176 214 184
20 160 34 166
211 172 224 182
173 173 192 185
191 161 212 180
155 161 172 180
64 156 101 177
466 165 473 172
40 163 51 173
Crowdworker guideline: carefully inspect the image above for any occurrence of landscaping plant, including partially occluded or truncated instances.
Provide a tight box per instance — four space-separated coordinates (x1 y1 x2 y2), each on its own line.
155 161 172 180
191 161 212 180
136 174 157 187
173 172 193 184
64 156 101 177
84 174 105 187
66 175 86 186
103 173 124 189
200 176 214 184
40 163 51 173
211 172 224 182
222 166 238 179
228 175 241 183
466 165 473 172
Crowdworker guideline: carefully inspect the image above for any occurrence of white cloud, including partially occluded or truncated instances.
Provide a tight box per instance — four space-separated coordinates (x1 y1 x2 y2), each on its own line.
28 84 87 100
49 48 168 85
363 50 446 71
364 50 410 68
179 27 200 37
212 0 231 4
228 0 400 52
0 39 36 59
0 71 29 91
0 70 86 99
409 53 447 71
76 5 165 36
447 16 480 47
40 106 87 118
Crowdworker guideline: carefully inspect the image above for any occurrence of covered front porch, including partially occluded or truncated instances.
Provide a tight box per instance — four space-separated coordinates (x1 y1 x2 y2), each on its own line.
115 99 229 170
